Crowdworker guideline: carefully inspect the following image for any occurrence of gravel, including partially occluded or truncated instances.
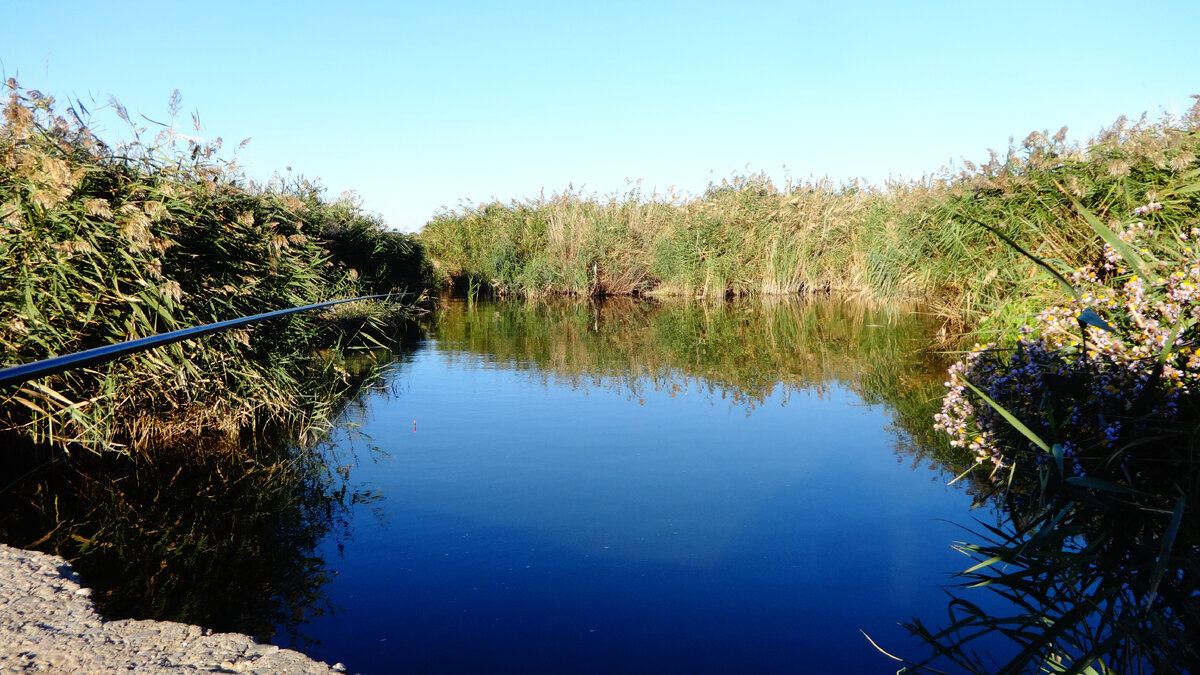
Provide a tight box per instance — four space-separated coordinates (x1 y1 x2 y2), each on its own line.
0 543 352 674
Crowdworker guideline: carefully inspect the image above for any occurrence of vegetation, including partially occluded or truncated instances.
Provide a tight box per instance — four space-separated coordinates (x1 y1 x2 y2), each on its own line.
420 104 1200 338
0 76 423 635
7 71 1200 670
0 81 431 453
420 177 896 299
901 191 1200 671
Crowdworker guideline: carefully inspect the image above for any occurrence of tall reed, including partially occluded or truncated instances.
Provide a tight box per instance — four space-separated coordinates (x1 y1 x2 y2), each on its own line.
0 82 427 453
419 103 1200 339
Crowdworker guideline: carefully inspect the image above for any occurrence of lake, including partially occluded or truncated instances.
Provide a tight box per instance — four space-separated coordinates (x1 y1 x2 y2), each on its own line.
0 296 998 673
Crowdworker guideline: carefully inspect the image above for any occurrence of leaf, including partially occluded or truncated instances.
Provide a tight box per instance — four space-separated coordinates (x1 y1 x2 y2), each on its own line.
10 395 50 415
1171 181 1200 195
1063 477 1139 495
961 554 1005 576
127 302 153 334
960 377 1051 453
1156 319 1192 371
957 211 1080 302
1145 495 1186 611
139 290 179 330
1068 197 1148 279
947 461 983 486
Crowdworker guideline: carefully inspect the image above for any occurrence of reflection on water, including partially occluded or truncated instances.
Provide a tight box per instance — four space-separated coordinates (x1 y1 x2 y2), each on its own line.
906 429 1200 673
1 296 989 672
427 296 974 478
0 351 403 643
284 297 990 673
0 435 354 640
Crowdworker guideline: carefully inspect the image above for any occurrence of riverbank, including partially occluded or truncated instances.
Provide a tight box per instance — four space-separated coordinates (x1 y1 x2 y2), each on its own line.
0 543 350 673
0 82 432 453
419 101 1200 337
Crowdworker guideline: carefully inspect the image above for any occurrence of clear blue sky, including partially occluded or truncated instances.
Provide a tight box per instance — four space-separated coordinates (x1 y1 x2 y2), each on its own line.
6 1 1198 232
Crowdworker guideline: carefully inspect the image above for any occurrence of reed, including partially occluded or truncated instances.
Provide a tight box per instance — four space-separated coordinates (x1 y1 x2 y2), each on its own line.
0 81 428 453
420 176 890 300
419 102 1200 339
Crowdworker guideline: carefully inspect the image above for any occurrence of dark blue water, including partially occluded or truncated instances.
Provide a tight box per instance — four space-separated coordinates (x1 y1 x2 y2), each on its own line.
283 300 985 673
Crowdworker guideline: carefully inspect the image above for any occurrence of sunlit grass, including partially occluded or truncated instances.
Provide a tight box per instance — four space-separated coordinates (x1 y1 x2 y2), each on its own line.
419 102 1200 342
0 82 429 452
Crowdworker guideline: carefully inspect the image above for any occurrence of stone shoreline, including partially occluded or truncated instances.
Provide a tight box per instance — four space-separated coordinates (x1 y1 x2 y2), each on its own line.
0 544 350 674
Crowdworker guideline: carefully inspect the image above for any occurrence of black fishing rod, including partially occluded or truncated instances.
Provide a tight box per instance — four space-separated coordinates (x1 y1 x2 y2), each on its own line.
0 294 396 389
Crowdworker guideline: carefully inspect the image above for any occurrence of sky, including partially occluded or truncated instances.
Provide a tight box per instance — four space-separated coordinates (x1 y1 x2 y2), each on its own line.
5 1 1199 232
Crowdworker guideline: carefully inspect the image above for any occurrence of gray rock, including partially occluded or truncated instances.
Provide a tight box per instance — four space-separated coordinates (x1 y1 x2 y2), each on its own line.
0 544 352 674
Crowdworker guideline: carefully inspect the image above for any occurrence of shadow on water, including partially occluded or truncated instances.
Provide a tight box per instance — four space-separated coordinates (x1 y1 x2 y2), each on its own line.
0 346 414 644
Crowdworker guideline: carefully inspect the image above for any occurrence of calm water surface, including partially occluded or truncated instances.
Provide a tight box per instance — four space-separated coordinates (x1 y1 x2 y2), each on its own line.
281 298 986 673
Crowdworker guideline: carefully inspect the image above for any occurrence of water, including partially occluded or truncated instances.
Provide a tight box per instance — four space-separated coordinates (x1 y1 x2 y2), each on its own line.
277 298 986 673
0 296 995 673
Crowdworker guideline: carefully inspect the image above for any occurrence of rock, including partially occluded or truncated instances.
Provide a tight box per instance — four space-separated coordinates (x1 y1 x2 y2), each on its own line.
0 543 352 674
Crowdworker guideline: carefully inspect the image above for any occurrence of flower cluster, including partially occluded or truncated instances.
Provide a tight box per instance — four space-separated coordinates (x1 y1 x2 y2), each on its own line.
936 216 1200 473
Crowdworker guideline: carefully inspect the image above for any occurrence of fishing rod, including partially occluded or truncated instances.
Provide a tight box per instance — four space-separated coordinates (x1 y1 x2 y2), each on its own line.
0 294 397 389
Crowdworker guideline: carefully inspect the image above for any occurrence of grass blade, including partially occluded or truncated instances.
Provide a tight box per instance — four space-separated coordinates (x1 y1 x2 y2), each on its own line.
1145 495 1186 611
1067 197 1148 279
957 211 1080 302
960 377 1050 453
